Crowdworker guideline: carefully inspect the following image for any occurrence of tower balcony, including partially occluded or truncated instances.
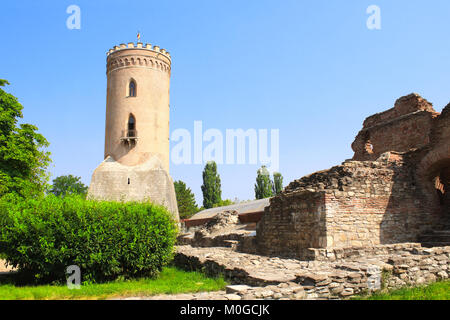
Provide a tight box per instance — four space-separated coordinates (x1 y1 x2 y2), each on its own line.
120 130 138 145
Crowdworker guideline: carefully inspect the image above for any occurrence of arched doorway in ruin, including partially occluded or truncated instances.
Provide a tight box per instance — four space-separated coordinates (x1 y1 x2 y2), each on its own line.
417 145 450 229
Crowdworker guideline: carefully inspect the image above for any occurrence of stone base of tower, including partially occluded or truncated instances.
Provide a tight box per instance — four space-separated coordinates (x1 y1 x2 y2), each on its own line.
87 156 179 222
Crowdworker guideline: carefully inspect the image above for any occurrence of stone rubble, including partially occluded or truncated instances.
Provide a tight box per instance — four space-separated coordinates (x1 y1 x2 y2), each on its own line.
172 243 450 300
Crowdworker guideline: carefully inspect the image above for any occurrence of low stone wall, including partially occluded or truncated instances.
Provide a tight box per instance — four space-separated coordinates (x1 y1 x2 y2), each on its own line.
174 244 450 300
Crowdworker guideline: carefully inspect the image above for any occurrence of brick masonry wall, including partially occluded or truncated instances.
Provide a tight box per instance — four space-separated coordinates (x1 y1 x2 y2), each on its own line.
324 159 435 248
255 94 450 257
255 154 441 256
256 191 326 257
352 111 435 161
352 94 439 161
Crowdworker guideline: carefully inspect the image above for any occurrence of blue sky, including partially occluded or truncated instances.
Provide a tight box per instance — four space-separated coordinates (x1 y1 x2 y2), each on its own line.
1 0 450 205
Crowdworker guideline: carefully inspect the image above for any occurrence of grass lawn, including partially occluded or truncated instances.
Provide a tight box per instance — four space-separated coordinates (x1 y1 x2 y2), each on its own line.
0 267 227 300
354 280 450 300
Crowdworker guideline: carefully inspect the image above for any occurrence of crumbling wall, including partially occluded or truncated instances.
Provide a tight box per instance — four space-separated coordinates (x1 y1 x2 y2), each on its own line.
352 94 438 161
255 93 450 258
256 191 326 257
324 158 434 248
256 154 438 257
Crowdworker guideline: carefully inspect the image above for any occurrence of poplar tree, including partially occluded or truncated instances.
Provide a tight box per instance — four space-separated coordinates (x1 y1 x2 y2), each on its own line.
273 172 284 195
254 166 274 199
201 161 222 209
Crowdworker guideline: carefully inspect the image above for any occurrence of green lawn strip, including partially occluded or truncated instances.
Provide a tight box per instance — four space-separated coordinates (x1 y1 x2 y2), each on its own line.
0 267 227 300
354 280 450 300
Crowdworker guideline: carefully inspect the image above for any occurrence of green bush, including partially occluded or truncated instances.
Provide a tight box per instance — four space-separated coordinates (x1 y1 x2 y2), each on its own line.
0 194 177 284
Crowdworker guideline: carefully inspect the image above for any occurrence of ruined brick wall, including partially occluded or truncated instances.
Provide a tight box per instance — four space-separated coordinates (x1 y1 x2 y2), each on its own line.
352 94 438 161
324 158 435 248
415 102 450 224
256 154 438 257
256 93 449 258
256 191 326 257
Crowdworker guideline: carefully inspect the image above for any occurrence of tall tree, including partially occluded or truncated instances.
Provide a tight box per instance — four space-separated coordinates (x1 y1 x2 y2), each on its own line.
273 172 284 195
254 165 274 199
174 180 199 219
0 79 51 198
49 175 88 197
201 161 222 209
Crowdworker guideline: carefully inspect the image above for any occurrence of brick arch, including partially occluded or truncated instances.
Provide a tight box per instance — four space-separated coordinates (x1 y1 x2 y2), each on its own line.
416 143 450 218
417 144 450 181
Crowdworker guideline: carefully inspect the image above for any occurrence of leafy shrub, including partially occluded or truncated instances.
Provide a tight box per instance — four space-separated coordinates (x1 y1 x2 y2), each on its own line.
0 194 177 284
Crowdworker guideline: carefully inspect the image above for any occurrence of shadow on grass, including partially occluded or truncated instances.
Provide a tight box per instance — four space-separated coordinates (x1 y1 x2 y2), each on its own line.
0 265 227 300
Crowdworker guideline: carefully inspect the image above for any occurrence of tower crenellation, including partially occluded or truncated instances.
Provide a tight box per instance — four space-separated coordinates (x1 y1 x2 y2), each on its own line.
106 42 171 75
107 42 171 59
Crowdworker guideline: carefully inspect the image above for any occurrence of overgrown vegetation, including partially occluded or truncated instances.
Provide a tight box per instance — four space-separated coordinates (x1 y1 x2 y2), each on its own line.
0 195 177 284
354 280 450 300
0 267 227 300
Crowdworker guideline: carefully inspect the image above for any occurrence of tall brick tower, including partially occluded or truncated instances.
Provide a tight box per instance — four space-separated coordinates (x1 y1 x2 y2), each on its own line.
88 42 179 221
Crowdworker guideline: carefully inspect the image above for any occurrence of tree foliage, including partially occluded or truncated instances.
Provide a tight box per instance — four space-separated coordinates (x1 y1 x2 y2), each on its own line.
201 161 222 209
254 165 274 199
212 199 235 208
174 180 199 219
273 172 284 195
49 174 88 197
0 80 51 198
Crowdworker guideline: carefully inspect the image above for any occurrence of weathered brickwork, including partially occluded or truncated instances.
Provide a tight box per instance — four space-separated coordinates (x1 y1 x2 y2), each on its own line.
256 191 326 257
352 94 438 161
256 94 450 257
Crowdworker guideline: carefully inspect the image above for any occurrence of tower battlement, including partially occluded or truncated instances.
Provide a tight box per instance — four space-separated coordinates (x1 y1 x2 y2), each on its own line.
106 42 171 75
107 42 171 60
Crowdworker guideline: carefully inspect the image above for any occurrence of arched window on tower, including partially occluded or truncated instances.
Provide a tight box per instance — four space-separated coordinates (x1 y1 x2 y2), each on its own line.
127 114 136 137
120 114 137 146
129 79 137 97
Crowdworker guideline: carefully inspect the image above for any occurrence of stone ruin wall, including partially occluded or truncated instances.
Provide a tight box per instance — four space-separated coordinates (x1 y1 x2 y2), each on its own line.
256 94 450 258
256 156 435 257
352 94 438 161
256 191 326 257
